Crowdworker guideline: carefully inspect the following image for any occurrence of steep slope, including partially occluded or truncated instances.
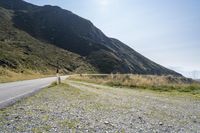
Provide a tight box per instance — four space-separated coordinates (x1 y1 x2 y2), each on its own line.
0 0 181 76
0 7 96 74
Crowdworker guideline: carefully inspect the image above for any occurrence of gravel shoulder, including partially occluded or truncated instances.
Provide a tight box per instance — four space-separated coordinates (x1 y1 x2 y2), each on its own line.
0 80 200 133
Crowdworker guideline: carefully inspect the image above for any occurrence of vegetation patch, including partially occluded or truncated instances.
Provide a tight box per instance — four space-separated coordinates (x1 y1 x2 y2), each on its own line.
60 119 79 129
69 74 200 96
0 67 50 83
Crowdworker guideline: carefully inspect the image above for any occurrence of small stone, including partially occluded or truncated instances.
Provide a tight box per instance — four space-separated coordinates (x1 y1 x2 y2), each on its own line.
193 120 197 123
14 116 20 119
19 107 24 110
53 128 57 132
104 121 109 124
159 122 163 125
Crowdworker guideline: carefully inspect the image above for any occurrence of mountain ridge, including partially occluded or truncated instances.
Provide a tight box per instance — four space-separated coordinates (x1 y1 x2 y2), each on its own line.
0 0 181 76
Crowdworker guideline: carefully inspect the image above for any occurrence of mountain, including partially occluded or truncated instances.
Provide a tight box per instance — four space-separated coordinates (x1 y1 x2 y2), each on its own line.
0 4 95 74
0 0 181 76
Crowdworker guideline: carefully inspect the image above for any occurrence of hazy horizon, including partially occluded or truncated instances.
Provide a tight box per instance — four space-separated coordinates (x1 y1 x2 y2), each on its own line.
24 0 200 79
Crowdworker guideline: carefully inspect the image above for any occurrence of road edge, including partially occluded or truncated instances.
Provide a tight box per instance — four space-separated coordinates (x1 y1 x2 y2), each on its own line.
0 84 51 109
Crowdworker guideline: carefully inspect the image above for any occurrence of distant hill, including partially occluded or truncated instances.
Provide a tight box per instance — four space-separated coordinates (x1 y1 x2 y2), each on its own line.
0 0 181 76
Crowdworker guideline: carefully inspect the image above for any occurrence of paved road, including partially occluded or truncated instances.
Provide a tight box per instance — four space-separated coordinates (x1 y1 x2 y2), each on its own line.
0 76 68 108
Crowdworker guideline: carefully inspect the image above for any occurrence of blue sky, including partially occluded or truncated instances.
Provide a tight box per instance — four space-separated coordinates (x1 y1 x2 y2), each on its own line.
24 0 200 78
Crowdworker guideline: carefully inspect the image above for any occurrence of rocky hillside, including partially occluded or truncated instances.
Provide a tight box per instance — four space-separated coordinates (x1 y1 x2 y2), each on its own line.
0 0 181 76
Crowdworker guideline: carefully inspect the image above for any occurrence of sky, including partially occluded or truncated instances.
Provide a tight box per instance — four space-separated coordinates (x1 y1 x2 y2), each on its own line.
24 0 200 78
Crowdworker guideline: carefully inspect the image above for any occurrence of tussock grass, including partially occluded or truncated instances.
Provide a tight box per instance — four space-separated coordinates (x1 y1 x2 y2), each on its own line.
69 74 200 95
0 67 51 83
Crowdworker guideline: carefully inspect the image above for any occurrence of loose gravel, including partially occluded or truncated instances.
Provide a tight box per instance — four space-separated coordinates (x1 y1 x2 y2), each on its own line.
0 80 200 133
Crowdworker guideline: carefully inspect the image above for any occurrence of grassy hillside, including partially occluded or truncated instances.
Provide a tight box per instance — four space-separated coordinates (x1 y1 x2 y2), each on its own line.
0 67 49 83
0 7 96 82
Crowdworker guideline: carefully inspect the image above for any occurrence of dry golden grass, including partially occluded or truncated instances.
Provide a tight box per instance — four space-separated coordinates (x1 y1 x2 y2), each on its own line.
0 67 53 83
69 74 200 95
70 74 194 86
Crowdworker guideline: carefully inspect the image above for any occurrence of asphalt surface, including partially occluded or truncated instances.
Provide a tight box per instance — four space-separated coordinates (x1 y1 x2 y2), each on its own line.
0 76 68 109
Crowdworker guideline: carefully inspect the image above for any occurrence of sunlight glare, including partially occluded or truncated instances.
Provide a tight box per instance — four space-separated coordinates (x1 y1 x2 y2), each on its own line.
99 0 110 7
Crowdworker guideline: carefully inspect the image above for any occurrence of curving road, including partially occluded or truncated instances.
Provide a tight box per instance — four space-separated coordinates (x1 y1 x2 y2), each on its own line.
0 76 68 109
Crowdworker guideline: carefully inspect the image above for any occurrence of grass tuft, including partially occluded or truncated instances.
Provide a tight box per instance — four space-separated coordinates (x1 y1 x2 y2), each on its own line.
69 74 200 96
